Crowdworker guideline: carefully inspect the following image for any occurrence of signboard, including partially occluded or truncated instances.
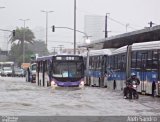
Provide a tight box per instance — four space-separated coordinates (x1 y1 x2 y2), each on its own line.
21 63 30 69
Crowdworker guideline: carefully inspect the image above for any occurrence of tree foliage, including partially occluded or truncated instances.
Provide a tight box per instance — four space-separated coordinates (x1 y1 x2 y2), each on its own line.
8 27 35 66
11 27 35 54
11 27 35 44
8 40 49 66
8 43 34 66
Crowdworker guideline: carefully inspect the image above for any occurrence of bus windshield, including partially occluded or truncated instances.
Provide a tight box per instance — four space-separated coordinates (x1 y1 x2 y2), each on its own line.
52 62 83 78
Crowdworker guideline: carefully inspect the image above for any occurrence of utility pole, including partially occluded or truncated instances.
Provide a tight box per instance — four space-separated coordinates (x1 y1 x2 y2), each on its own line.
74 0 76 54
105 13 110 38
126 23 129 32
19 19 30 63
148 21 154 27
52 47 56 55
52 47 60 55
58 45 64 54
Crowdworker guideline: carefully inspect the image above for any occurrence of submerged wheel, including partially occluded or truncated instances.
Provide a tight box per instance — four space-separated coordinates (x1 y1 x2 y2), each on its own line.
134 93 139 99
126 92 132 99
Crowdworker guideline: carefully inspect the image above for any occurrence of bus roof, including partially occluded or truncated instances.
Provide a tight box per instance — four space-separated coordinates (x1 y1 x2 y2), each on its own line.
89 49 112 56
37 54 83 61
36 55 53 61
55 54 82 57
132 40 160 51
111 46 128 55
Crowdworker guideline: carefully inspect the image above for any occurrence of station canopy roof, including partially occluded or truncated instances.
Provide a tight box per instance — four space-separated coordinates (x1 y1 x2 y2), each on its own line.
78 25 160 49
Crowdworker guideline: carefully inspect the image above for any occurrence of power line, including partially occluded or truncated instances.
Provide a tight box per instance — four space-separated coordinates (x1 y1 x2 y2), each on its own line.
48 40 81 44
108 16 137 30
48 40 73 44
108 16 125 26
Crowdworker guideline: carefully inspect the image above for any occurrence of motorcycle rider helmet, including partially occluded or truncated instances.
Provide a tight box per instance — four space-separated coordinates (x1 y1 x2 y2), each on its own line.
131 72 136 77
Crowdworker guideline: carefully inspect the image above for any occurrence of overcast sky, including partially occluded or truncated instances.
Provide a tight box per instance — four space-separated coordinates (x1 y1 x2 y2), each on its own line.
0 0 160 51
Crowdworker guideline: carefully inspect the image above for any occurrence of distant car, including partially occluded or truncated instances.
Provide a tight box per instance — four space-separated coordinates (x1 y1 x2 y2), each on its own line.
1 67 13 77
14 68 25 77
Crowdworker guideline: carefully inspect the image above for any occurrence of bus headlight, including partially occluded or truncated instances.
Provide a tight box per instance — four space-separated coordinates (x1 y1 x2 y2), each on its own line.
79 80 85 88
80 81 85 85
51 80 56 86
51 81 57 90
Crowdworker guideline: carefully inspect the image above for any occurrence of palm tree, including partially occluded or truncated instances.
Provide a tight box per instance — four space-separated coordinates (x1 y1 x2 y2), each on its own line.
11 27 35 53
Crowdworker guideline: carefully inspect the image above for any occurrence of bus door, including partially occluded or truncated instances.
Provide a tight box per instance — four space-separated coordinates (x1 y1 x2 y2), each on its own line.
157 51 160 96
140 53 147 94
42 61 45 87
37 62 40 86
100 55 106 87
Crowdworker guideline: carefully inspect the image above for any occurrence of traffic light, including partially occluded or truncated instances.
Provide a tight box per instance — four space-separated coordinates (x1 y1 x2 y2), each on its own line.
52 25 55 32
12 30 16 36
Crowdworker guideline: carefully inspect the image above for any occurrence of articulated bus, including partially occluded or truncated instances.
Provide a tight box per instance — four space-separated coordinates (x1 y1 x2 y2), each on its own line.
107 41 160 96
84 49 112 87
85 41 160 96
36 54 85 88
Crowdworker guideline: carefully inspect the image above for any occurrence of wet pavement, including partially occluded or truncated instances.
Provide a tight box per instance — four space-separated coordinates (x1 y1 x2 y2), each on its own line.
0 76 160 116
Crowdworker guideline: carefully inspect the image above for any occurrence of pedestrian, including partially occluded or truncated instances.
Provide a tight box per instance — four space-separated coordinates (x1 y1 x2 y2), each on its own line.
152 81 156 97
113 80 116 90
27 67 30 82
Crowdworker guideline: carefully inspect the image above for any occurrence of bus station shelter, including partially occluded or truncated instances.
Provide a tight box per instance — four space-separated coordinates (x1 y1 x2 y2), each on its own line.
78 25 160 49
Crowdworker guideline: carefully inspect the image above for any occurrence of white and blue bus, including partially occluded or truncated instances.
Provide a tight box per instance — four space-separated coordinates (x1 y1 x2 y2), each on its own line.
105 41 160 96
84 41 160 96
36 54 85 88
84 49 112 87
107 46 128 90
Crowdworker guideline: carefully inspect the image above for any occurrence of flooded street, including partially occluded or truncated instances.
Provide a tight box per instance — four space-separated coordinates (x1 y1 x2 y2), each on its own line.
0 76 160 116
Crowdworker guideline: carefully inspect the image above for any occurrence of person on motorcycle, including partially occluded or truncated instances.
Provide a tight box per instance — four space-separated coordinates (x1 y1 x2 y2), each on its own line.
123 72 140 99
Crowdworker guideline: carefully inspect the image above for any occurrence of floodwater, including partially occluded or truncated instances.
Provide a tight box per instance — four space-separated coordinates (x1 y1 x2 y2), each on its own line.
0 76 160 116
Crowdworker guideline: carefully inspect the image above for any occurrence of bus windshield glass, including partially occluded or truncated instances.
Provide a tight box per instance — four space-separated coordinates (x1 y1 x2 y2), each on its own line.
52 62 83 78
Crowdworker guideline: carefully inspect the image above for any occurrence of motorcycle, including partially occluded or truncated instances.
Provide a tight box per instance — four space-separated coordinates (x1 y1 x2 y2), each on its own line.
126 81 139 99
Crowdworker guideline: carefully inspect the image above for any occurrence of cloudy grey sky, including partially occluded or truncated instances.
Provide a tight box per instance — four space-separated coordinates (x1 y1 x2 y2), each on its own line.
0 0 160 51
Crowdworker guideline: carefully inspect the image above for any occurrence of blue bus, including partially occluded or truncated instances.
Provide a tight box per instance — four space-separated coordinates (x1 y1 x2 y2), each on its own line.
36 54 85 88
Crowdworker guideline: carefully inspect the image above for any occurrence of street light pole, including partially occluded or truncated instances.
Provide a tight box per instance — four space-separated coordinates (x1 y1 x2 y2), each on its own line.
74 0 76 54
19 19 30 63
41 10 53 48
58 45 64 54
